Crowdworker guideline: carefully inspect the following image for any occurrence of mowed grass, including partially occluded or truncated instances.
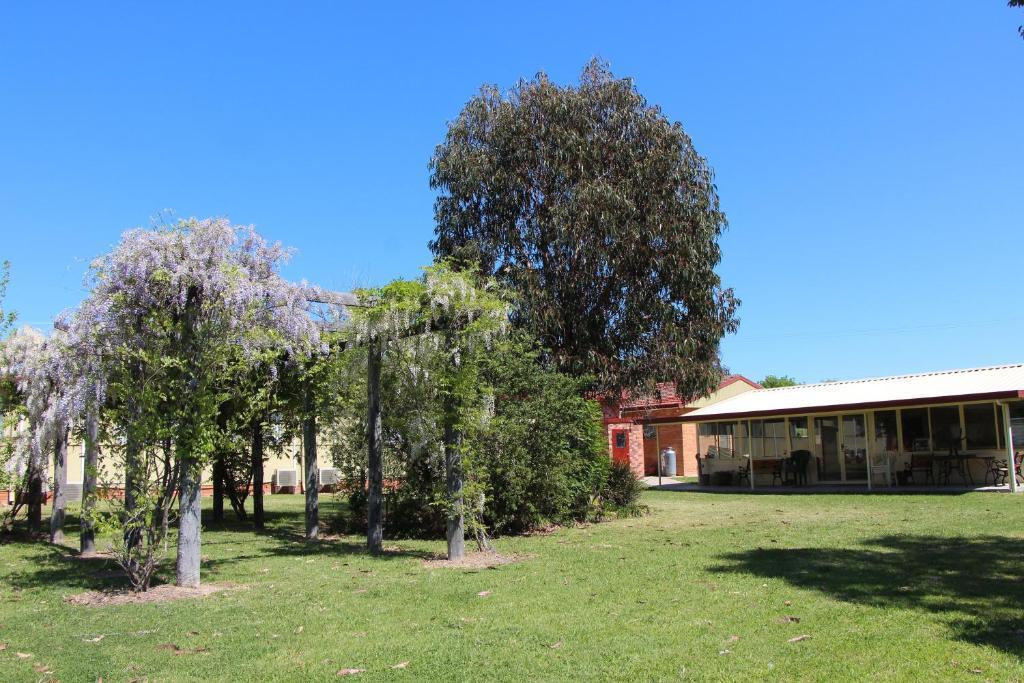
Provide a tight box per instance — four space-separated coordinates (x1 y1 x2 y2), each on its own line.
2 490 1024 682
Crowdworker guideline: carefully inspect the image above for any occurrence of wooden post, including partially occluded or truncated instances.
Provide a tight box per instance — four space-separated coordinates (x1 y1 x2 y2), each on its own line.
251 419 265 530
366 339 384 552
26 416 43 535
176 458 202 587
80 410 99 554
303 379 319 539
444 340 465 561
123 429 141 553
1002 402 1019 494
212 455 225 522
49 422 68 543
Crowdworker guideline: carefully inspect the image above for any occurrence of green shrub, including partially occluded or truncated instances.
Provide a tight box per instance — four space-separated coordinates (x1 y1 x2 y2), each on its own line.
603 460 645 508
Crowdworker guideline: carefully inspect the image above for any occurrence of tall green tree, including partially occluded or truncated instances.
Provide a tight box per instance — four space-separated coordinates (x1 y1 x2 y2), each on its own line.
430 59 738 398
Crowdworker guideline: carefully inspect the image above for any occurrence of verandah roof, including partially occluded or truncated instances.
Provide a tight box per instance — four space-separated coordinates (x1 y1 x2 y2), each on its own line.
654 364 1024 423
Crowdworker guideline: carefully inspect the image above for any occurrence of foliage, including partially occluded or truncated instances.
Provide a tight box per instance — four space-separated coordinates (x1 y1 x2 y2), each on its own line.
430 58 738 397
760 374 800 389
333 323 611 537
602 460 645 509
0 326 68 533
0 261 15 335
474 333 609 534
334 263 509 543
1012 0 1024 39
62 217 321 587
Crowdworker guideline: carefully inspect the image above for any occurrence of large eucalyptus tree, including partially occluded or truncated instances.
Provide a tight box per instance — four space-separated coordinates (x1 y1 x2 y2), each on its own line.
431 59 738 398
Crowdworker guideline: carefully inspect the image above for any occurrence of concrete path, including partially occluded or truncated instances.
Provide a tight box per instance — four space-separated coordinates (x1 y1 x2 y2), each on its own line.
640 475 1012 494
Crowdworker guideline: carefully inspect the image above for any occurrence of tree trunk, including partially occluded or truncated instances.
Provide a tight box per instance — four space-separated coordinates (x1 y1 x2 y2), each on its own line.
80 411 99 554
443 374 465 561
49 423 68 544
212 454 225 523
303 381 318 540
366 339 383 552
124 432 140 553
251 419 264 530
26 417 43 535
176 460 202 588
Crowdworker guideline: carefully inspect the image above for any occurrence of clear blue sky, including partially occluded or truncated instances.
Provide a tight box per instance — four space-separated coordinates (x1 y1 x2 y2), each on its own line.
1 2 1021 384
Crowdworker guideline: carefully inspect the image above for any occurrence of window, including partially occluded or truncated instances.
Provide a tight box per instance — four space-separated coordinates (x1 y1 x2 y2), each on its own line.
930 406 962 451
751 419 786 459
964 403 997 450
615 433 627 449
873 410 899 453
716 422 736 456
789 417 810 453
901 408 930 451
698 423 718 457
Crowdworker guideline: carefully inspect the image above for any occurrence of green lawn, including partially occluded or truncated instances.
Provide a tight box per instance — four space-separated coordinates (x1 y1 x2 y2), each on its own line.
1 491 1023 681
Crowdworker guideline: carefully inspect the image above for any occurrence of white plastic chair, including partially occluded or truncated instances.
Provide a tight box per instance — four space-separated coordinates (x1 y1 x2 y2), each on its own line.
869 451 895 488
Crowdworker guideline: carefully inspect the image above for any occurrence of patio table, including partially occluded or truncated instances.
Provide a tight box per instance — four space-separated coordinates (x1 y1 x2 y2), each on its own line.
929 453 982 485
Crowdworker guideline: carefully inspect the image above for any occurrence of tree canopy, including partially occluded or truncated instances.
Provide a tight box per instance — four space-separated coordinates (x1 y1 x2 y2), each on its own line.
430 59 738 399
760 374 800 389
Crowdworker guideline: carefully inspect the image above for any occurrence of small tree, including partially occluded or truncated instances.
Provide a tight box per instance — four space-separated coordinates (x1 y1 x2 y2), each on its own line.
66 218 320 588
760 374 800 389
347 264 507 559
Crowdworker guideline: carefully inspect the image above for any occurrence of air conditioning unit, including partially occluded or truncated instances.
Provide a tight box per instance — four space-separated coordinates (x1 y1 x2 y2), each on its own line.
274 469 298 488
318 467 341 487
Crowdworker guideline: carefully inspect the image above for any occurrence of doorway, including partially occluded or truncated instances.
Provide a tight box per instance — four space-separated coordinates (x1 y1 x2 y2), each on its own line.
814 414 867 482
611 429 630 466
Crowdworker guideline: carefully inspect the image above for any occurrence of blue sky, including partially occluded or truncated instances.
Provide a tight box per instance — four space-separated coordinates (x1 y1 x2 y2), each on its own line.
1 2 1021 384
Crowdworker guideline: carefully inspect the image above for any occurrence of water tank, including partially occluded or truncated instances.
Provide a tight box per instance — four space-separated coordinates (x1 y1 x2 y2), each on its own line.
660 447 677 477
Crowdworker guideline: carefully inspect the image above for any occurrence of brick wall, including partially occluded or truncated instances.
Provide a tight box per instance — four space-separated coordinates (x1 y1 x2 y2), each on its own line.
605 422 645 478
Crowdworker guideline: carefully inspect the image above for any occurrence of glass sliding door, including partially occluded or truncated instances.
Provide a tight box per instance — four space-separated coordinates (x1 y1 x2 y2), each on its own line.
815 416 842 481
841 414 867 480
815 414 867 481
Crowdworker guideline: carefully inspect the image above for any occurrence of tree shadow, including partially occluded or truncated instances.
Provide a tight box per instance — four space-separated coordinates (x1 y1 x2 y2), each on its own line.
711 534 1024 656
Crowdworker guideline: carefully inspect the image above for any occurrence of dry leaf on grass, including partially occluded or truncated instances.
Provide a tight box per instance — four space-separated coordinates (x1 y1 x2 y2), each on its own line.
295 626 304 634
15 652 32 658
0 643 6 651
476 590 492 597
391 661 409 669
719 649 731 655
337 668 365 676
83 634 105 642
156 643 209 655
783 600 793 606
726 635 740 643
779 616 801 624
787 635 811 643
549 640 564 649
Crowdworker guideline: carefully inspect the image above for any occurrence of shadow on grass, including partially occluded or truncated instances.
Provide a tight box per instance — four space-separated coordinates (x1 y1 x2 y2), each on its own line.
711 534 1024 657
4 501 434 594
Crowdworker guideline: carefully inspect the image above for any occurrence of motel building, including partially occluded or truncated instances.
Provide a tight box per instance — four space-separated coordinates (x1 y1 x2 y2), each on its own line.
608 364 1024 492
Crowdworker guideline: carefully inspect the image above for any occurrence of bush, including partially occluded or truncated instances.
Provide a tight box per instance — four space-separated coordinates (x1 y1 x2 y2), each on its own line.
603 461 644 507
332 332 612 537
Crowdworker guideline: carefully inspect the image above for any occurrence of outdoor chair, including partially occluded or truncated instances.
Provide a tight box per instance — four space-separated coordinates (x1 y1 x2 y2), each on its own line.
991 451 1024 487
789 450 812 486
735 460 750 486
771 459 785 486
907 454 934 485
869 451 895 487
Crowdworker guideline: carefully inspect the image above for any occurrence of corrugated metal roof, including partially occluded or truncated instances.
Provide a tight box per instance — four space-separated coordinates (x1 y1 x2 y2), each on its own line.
681 364 1024 421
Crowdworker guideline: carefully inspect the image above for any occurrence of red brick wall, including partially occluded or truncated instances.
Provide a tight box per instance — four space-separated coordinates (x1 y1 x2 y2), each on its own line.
681 423 698 476
606 422 645 478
